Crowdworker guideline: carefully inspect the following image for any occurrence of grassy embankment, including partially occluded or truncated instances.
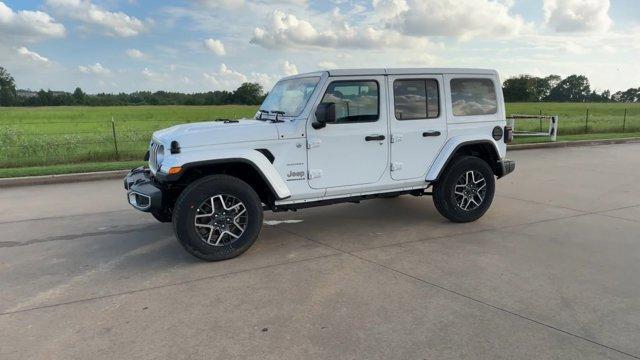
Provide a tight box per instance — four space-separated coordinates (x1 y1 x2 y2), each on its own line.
1 103 638 178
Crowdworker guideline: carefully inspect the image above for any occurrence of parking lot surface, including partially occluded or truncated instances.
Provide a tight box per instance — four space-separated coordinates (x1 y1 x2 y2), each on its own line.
1 143 640 359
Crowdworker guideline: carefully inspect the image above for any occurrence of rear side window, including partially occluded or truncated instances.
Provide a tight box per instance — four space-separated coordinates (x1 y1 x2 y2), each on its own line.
320 80 379 123
450 78 497 116
393 79 439 120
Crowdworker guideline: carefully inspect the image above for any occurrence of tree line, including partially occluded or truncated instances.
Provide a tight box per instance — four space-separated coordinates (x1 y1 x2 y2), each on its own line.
0 67 265 107
1 66 640 106
502 74 639 103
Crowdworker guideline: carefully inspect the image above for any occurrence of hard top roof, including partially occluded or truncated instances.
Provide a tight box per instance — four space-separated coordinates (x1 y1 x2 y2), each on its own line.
282 68 498 80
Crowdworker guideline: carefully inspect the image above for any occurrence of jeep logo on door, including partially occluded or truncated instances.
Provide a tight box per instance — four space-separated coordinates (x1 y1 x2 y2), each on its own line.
287 170 306 180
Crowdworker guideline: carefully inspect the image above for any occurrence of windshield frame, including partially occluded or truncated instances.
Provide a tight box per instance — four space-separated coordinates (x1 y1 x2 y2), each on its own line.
258 76 321 119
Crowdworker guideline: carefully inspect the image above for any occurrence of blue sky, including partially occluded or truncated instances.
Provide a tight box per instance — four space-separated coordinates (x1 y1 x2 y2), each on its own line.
1 0 638 93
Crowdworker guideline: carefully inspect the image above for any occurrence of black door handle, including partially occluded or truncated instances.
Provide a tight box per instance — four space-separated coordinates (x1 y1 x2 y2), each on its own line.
365 134 386 141
423 131 441 137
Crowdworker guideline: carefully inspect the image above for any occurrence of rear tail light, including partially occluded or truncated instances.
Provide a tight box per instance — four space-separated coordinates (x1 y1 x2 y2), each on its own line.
504 126 513 144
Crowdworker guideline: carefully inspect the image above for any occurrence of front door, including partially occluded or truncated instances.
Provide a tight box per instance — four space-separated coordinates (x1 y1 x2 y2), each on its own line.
387 75 447 180
306 76 389 189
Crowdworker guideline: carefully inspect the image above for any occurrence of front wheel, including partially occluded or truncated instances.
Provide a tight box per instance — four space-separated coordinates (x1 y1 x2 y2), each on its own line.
173 175 263 261
433 156 495 223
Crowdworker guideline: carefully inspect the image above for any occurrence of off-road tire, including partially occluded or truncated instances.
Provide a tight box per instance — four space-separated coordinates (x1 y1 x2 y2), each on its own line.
173 175 263 261
433 156 495 223
150 208 172 223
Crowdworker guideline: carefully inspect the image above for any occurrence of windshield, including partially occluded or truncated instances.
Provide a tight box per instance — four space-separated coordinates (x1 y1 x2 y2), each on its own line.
259 77 320 117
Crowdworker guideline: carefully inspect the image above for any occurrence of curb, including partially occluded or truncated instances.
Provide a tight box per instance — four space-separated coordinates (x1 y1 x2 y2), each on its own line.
2 138 639 187
0 169 129 188
508 137 640 151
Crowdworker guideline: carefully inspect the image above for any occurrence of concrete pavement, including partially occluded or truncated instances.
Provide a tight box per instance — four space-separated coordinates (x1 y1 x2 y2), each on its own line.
1 143 640 359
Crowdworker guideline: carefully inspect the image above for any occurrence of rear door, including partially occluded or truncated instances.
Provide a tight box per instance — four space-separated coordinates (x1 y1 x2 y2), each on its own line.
387 74 446 180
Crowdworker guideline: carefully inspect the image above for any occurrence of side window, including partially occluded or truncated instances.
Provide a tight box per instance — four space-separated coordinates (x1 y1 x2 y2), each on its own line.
450 78 497 116
320 80 379 123
393 79 440 120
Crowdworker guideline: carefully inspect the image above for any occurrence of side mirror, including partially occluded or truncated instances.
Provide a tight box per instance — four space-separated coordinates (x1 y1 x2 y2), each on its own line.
313 102 336 129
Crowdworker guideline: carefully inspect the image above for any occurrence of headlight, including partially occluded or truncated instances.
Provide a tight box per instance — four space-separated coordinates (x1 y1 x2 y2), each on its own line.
156 145 165 167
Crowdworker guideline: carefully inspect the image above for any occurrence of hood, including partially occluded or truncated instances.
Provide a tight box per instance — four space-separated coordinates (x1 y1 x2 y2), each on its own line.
152 119 279 148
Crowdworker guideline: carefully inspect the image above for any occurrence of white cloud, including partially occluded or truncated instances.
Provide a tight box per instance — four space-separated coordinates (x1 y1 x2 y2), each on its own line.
141 67 168 81
543 0 612 33
193 0 307 10
16 46 50 64
250 72 278 90
388 0 529 40
46 0 148 37
250 10 432 50
0 2 65 42
78 62 111 75
204 38 226 56
317 61 337 69
126 48 146 59
203 63 249 89
202 63 278 90
194 0 245 9
281 61 298 76
371 0 409 21
17 46 50 64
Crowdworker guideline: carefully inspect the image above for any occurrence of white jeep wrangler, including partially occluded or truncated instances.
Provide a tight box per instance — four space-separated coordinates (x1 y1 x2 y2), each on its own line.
125 68 515 261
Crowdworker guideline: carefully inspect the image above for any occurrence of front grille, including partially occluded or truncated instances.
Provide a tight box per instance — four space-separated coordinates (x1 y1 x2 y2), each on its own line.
149 141 160 172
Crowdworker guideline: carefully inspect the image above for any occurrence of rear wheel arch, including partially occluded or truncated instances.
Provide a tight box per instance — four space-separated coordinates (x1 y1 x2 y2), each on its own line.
434 140 500 182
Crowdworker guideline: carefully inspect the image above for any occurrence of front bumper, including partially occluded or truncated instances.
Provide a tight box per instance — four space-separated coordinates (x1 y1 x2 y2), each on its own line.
124 167 163 212
496 159 516 178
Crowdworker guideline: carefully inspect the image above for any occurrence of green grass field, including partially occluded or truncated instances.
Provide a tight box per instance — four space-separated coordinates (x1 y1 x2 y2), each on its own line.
507 102 640 134
0 105 257 169
0 103 639 177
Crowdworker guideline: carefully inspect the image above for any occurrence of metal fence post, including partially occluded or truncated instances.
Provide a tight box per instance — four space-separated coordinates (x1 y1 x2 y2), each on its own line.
585 108 589 133
623 108 627 132
111 116 119 159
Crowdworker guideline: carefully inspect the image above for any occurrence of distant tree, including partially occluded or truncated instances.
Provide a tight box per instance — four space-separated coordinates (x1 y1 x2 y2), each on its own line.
612 88 640 103
503 75 557 102
232 82 263 105
547 75 591 102
503 75 535 102
544 75 562 91
73 87 86 105
36 89 53 106
0 66 17 106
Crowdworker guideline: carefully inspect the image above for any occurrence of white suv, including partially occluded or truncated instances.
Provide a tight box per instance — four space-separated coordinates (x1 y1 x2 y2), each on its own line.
125 68 515 261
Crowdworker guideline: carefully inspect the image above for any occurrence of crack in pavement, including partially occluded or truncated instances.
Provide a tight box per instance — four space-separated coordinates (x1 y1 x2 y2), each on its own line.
0 223 165 248
0 209 131 225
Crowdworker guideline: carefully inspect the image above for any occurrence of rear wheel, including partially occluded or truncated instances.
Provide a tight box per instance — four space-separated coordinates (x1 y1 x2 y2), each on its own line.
173 175 263 261
433 156 495 223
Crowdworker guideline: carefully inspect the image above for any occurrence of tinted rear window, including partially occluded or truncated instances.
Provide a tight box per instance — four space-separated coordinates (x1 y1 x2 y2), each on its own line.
450 78 497 116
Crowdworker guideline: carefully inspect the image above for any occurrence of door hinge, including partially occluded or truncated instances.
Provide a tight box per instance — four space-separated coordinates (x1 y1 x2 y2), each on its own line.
390 134 403 143
390 162 403 171
307 139 321 149
308 169 323 179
